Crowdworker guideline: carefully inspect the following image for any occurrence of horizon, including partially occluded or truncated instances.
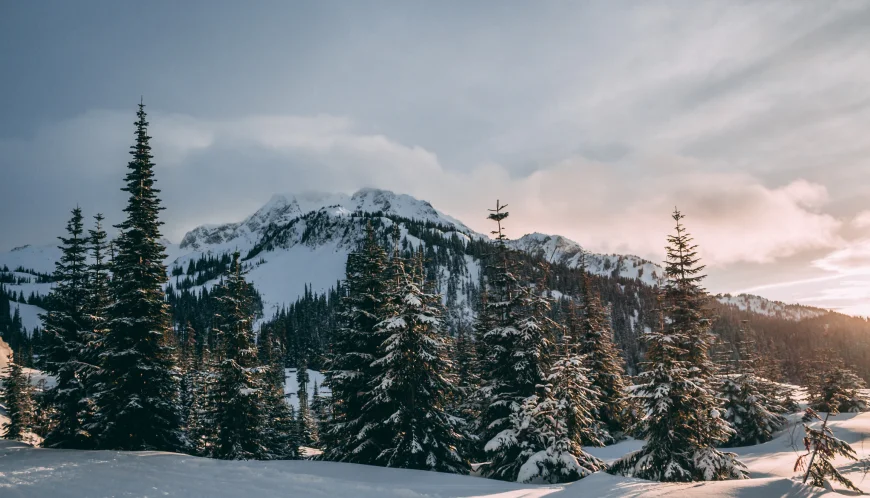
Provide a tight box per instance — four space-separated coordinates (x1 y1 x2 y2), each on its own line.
3 2 870 315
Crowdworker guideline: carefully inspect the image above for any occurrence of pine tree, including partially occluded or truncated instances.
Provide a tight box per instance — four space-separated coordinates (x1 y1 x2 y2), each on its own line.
361 249 469 473
40 207 93 449
576 257 631 443
518 352 603 483
796 408 861 492
1 352 34 441
478 201 559 481
718 324 785 447
809 367 868 414
186 341 217 456
211 253 268 460
91 102 183 451
610 209 747 482
321 222 388 463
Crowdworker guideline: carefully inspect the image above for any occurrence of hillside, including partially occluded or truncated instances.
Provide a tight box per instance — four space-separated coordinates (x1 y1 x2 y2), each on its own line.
0 188 860 377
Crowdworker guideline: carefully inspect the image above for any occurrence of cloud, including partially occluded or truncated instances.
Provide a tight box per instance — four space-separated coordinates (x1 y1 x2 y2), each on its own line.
0 109 845 271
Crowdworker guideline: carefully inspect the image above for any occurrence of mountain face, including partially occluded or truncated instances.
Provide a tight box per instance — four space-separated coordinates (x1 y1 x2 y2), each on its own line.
1 187 842 375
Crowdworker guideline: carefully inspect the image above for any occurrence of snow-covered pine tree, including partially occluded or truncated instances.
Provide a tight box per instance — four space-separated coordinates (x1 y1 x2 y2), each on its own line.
321 222 388 463
361 247 468 473
1 351 34 440
518 347 604 483
479 201 559 481
91 102 183 451
310 379 331 440
80 213 112 435
211 252 268 460
40 207 94 449
610 209 747 482
796 408 861 492
577 256 631 443
809 367 869 414
718 324 786 447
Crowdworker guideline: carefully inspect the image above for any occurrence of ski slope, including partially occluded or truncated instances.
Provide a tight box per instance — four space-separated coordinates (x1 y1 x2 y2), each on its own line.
2 410 868 497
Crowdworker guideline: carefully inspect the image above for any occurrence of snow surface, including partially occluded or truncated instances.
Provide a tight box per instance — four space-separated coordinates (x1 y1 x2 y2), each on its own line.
3 410 869 496
7 302 45 336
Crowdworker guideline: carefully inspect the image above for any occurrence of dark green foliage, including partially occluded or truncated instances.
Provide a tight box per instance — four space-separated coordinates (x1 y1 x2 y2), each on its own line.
91 103 183 451
320 222 388 463
809 367 868 414
610 210 747 482
362 251 468 473
576 261 631 443
211 253 269 460
1 352 34 440
40 207 94 449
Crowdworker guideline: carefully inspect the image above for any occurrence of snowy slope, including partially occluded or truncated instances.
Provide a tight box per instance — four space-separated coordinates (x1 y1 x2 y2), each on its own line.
0 188 825 326
508 233 664 286
716 293 828 321
2 408 867 496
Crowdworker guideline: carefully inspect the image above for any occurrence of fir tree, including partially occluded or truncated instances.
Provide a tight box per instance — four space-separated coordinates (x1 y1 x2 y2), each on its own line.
40 207 93 449
796 408 861 492
1 352 34 441
211 253 268 460
478 202 557 481
610 210 747 482
91 102 183 451
576 257 631 443
321 222 388 463
717 324 785 446
362 249 468 473
809 367 869 414
518 353 603 483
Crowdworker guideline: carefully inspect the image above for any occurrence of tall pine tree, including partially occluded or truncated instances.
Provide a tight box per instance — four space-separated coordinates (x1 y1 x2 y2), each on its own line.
362 248 468 473
91 102 183 451
576 256 631 443
321 222 388 463
610 209 747 482
40 207 93 448
211 252 268 460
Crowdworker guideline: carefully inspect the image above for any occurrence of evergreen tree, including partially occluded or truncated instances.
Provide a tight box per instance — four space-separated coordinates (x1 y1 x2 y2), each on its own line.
719 375 785 447
40 207 93 448
796 408 861 492
91 102 183 451
517 352 603 483
1 352 34 440
362 250 468 473
186 341 217 456
321 222 388 462
478 201 557 481
576 257 631 443
717 324 785 446
610 210 747 482
211 253 268 460
809 367 868 414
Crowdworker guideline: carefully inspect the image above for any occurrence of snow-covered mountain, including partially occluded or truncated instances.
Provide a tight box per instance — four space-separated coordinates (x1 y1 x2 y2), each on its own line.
0 188 829 337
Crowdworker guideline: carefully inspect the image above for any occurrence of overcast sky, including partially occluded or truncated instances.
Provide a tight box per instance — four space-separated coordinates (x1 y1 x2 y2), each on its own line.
3 1 870 314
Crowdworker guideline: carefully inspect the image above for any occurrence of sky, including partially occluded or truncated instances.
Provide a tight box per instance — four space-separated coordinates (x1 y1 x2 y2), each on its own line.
2 1 870 314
